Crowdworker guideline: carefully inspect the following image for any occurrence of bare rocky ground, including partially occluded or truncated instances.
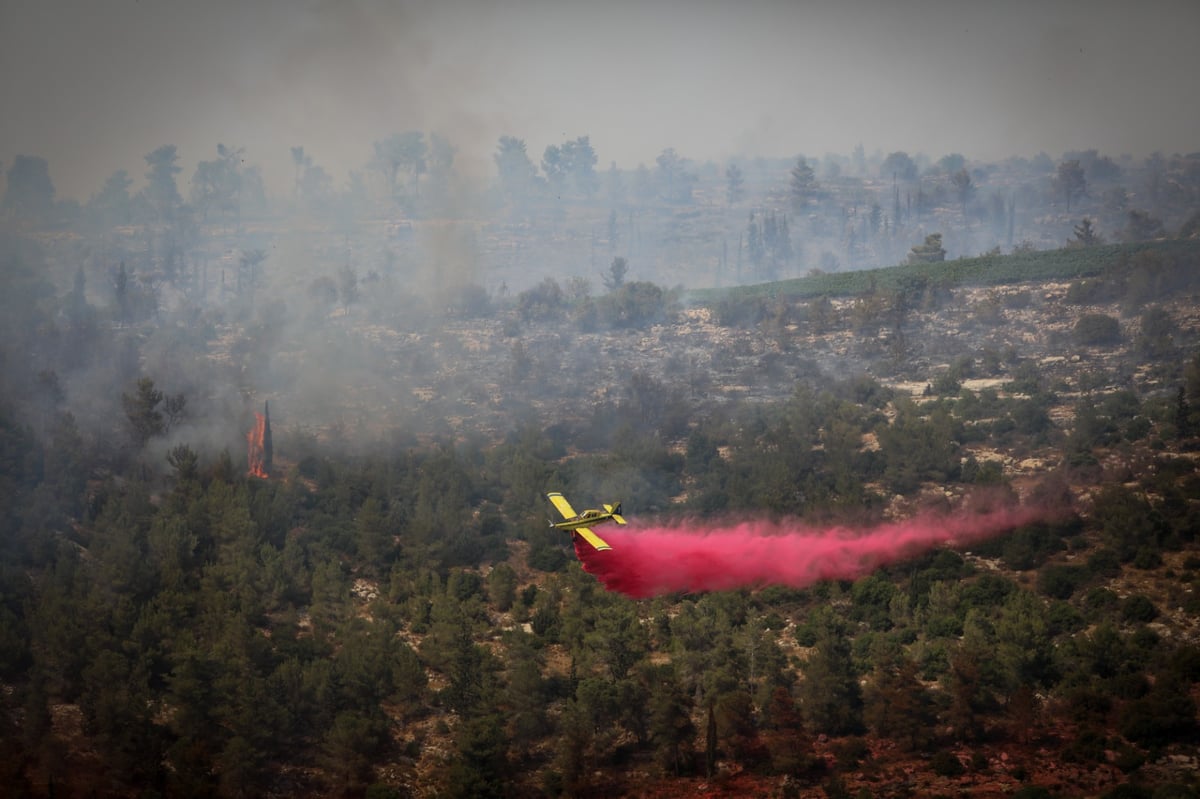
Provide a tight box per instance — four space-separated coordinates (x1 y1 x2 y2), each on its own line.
296 273 1198 454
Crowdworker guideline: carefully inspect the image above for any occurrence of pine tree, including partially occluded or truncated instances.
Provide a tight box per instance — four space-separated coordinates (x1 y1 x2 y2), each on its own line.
1055 159 1086 211
1069 217 1102 247
446 713 510 799
647 666 695 776
747 212 764 274
123 376 165 447
1175 386 1191 439
790 156 818 213
906 233 946 264
763 686 814 776
864 654 933 751
725 163 745 206
798 618 863 736
705 703 718 777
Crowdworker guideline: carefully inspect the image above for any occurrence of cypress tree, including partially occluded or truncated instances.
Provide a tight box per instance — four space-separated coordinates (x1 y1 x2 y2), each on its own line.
262 401 273 476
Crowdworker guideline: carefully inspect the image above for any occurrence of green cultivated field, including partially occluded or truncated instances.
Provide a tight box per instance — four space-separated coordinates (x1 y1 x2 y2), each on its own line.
689 239 1200 304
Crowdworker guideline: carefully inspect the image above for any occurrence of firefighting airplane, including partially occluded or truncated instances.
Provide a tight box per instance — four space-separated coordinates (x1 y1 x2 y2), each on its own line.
546 492 626 551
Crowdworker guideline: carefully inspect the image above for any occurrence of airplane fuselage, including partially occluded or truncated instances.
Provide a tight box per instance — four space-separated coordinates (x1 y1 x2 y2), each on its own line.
553 511 617 531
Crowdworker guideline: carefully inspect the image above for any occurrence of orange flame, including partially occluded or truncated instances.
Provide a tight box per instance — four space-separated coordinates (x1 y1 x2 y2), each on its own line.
247 412 268 478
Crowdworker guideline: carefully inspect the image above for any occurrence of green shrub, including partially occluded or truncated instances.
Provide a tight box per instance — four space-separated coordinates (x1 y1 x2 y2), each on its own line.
1166 644 1200 682
930 749 965 777
961 573 1016 609
1064 726 1108 763
1085 587 1119 612
984 522 1065 570
1073 313 1121 345
1037 564 1087 599
1012 787 1059 799
1064 686 1112 725
599 280 669 329
1121 595 1159 623
1130 626 1160 655
831 737 870 769
1046 601 1085 635
1110 672 1150 700
1132 547 1163 570
1101 785 1152 799
1087 549 1122 578
794 623 818 647
1119 679 1198 746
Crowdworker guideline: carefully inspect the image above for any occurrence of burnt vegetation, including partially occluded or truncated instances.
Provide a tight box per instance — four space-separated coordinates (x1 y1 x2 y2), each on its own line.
2 142 1200 798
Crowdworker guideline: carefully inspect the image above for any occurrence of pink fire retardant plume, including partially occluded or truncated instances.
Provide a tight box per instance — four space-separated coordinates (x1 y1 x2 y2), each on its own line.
573 507 1043 599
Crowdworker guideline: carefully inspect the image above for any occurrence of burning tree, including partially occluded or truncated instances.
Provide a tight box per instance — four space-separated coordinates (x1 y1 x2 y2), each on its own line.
246 400 273 478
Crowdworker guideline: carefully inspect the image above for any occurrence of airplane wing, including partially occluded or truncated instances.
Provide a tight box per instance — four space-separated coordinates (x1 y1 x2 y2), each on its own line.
575 526 612 551
547 492 578 520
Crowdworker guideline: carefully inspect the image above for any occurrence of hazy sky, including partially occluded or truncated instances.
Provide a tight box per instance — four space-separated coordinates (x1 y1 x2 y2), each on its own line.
2 0 1197 200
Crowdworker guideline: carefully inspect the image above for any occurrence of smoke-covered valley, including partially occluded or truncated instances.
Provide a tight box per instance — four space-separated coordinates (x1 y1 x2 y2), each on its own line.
4 137 1199 471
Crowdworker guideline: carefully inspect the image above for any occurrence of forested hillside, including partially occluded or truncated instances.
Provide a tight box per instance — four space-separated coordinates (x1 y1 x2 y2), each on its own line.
5 1 1200 794
3 229 1200 798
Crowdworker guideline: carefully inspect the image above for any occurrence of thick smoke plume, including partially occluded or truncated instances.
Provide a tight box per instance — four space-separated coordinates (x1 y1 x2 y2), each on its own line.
573 507 1043 599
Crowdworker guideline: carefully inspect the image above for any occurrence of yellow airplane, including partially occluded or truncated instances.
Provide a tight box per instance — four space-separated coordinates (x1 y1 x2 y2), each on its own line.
547 492 625 551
